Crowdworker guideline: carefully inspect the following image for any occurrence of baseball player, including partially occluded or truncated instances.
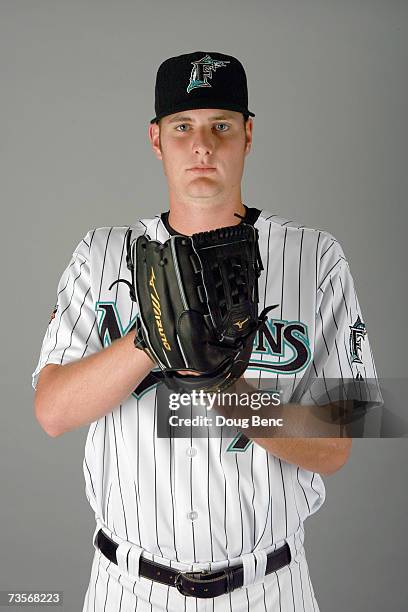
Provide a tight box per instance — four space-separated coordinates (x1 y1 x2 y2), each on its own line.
32 51 383 611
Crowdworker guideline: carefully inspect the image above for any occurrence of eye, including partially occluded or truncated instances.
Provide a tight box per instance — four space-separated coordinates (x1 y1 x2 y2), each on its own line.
174 123 230 132
215 123 230 131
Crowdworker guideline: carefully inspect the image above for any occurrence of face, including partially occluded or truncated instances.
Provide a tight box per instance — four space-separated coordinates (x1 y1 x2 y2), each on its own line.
149 108 253 203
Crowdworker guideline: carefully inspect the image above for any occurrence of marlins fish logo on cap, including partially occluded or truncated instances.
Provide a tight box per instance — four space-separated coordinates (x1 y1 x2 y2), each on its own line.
187 54 230 93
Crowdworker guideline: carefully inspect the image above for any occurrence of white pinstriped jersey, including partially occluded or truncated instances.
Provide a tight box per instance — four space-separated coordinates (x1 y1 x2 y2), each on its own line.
32 208 382 573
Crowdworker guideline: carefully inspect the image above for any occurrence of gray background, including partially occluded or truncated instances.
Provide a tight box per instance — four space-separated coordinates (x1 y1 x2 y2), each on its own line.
1 0 407 609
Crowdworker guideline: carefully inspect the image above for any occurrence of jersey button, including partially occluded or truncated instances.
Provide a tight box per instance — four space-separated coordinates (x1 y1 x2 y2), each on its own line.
186 447 197 457
187 511 198 521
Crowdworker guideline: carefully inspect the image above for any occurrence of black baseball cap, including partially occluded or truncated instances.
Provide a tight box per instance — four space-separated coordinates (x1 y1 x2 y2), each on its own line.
150 51 255 124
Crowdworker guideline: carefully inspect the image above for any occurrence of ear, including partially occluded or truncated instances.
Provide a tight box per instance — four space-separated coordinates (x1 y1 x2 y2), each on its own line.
244 118 253 156
149 122 163 160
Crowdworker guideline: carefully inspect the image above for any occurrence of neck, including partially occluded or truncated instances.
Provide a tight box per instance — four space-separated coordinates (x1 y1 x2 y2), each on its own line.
167 199 246 236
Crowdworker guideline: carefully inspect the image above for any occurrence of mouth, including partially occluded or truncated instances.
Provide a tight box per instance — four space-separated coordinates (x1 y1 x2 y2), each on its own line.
187 167 216 173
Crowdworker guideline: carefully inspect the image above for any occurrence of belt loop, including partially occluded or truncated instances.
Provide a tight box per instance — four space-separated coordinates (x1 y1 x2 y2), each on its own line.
253 549 267 583
241 549 268 587
241 552 256 587
116 542 143 580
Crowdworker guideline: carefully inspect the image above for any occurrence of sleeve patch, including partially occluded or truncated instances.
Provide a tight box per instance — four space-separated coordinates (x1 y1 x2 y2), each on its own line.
49 302 58 324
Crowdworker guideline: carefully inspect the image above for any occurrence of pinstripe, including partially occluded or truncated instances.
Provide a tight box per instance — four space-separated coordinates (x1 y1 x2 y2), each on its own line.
189 405 197 563
338 272 351 318
267 452 275 549
251 445 256 550
276 227 290 545
235 452 244 556
135 389 142 546
262 582 267 611
103 566 110 611
117 574 124 611
289 228 305 398
328 273 347 388
118 403 141 545
112 227 130 304
101 416 107 532
296 467 311 514
279 228 287 322
83 318 99 356
318 308 330 356
290 467 310 611
317 257 346 291
253 451 271 549
106 482 112 525
97 227 113 300
319 240 334 260
309 473 318 498
165 582 170 611
94 553 101 611
288 565 296 611
276 572 282 610
297 230 305 317
84 456 96 499
112 409 129 539
153 388 164 557
89 228 96 250
147 580 153 611
207 428 215 561
219 431 229 553
298 557 306 611
169 418 179 561
256 220 272 390
279 460 288 538
61 285 92 359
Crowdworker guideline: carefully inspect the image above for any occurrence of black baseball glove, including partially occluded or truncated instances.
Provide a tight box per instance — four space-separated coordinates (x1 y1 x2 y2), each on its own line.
111 215 275 393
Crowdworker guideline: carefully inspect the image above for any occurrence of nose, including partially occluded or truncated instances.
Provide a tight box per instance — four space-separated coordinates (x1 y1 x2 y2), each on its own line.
192 127 214 156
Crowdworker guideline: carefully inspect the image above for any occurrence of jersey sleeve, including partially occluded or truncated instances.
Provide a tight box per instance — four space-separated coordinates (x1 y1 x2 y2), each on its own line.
298 240 383 411
31 230 103 390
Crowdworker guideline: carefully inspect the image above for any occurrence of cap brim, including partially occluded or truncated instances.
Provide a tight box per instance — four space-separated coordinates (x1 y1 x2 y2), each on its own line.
150 102 255 124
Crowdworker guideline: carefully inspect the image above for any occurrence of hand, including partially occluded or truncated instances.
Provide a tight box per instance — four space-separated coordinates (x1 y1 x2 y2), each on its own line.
176 370 203 376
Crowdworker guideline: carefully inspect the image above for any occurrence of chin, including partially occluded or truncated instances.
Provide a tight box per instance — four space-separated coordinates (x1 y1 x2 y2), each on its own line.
184 184 219 196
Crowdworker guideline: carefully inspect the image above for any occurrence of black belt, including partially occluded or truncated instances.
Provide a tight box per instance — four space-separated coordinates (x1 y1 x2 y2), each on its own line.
95 529 291 599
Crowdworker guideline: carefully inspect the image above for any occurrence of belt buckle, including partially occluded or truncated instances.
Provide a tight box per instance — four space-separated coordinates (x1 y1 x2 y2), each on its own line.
174 568 227 598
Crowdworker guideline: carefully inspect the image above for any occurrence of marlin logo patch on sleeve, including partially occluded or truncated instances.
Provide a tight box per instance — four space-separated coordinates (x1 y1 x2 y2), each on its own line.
349 315 367 364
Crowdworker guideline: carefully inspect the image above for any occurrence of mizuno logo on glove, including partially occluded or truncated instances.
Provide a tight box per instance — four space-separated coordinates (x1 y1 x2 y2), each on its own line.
233 317 249 330
149 267 171 351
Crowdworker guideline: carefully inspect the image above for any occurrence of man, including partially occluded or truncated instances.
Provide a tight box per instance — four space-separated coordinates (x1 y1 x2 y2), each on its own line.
32 51 383 611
